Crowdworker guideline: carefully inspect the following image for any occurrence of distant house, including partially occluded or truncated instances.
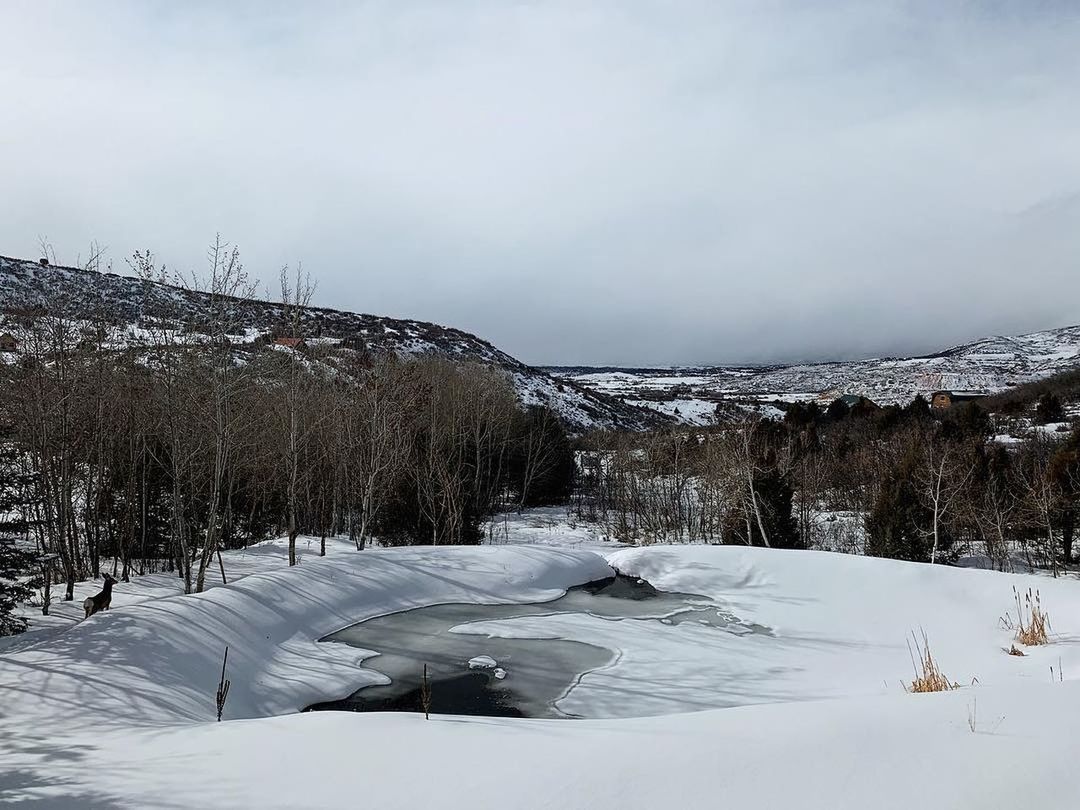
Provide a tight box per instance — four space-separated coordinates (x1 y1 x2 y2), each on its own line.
930 390 985 410
0 332 18 353
274 337 306 350
931 391 951 409
818 390 876 409
839 394 876 409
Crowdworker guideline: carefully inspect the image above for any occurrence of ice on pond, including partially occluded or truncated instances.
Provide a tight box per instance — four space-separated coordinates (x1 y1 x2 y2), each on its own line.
311 576 772 719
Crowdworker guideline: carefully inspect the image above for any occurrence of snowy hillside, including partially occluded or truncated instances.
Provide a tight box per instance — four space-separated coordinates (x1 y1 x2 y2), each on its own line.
551 323 1080 417
0 255 658 433
3 524 1080 808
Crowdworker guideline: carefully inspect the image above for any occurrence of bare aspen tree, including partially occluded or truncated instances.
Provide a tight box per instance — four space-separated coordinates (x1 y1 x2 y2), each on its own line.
793 450 828 550
1019 437 1062 574
916 437 974 564
137 236 259 593
11 295 84 598
733 419 772 548
276 265 316 566
347 357 409 550
971 463 1020 571
131 249 195 592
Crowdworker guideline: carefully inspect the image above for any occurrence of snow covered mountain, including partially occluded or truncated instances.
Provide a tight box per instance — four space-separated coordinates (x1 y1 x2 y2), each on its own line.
549 324 1080 416
0 255 659 433
6 253 1075 429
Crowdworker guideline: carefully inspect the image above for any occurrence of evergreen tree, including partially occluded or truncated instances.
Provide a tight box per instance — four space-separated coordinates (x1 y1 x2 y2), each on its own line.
0 435 38 636
826 398 849 422
1035 392 1065 425
874 404 904 435
509 406 575 508
941 402 991 440
865 448 936 562
784 401 821 430
905 394 932 422
1048 426 1080 564
754 467 801 549
849 397 879 419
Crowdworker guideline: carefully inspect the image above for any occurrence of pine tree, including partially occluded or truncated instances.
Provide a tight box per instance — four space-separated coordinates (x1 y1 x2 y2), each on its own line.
1035 392 1065 426
754 467 801 549
0 436 38 636
826 398 849 422
1048 426 1080 564
865 447 936 562
509 406 575 508
905 394 931 421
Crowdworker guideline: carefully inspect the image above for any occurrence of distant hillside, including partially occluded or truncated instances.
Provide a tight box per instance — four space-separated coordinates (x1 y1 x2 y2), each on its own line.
549 323 1080 420
0 255 660 433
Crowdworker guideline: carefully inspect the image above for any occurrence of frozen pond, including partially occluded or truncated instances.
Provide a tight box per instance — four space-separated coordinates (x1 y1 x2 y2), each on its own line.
308 576 772 719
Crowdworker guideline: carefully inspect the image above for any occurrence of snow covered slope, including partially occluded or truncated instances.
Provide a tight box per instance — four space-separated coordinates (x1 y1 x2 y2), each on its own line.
552 323 1080 413
3 532 1080 808
0 255 658 432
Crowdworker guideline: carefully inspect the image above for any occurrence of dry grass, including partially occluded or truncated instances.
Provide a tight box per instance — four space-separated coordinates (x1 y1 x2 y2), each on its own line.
1012 586 1051 646
1006 644 1026 657
906 630 959 693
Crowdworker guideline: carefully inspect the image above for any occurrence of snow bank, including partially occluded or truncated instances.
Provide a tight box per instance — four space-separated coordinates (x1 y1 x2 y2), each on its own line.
5 534 1080 808
67 679 1080 810
433 544 1080 718
0 539 611 733
606 545 1080 697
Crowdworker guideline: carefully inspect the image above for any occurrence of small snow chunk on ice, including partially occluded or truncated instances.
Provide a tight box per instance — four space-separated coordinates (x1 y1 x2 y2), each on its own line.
468 655 497 670
493 668 507 680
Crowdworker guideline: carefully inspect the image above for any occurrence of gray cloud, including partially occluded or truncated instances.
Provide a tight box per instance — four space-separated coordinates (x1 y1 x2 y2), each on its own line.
1 1 1078 365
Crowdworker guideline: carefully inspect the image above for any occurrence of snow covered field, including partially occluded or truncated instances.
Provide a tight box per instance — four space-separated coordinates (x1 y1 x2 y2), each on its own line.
3 519 1080 808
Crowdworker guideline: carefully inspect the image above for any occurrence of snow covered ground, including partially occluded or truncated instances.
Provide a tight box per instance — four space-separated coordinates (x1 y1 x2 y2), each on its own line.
484 506 619 548
626 397 719 425
3 520 1080 808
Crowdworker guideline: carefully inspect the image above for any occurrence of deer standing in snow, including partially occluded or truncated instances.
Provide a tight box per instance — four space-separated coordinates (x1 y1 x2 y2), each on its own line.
83 573 117 619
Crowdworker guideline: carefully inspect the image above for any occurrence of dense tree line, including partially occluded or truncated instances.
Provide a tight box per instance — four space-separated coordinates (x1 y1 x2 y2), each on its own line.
575 395 1080 570
0 248 573 626
574 419 800 548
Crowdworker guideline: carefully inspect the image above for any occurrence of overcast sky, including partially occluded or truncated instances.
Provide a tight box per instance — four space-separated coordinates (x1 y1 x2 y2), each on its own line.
2 1 1079 366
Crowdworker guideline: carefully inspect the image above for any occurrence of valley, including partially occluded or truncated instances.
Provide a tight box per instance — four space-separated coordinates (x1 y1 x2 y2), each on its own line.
550 322 1080 422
